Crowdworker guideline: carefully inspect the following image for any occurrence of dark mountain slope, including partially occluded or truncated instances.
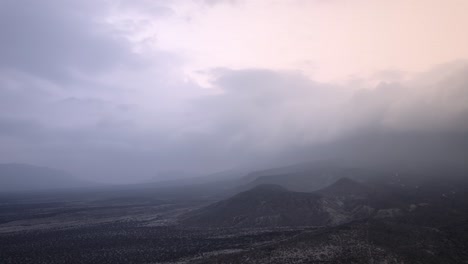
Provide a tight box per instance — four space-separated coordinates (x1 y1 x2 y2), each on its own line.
181 178 381 228
180 184 329 228
318 177 371 196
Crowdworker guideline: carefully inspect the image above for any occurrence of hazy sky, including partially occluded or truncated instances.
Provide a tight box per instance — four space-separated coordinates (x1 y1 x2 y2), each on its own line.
1 0 468 183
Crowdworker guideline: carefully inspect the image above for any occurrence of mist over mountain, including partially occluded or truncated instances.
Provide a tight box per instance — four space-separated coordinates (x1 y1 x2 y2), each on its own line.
0 163 95 192
1 0 468 263
1 21 468 183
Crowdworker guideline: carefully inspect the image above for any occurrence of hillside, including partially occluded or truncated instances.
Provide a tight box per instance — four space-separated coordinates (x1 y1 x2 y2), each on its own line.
181 184 329 227
181 178 379 228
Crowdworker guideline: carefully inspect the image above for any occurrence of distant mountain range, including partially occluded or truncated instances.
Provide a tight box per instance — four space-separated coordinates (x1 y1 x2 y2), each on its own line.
0 163 95 192
240 166 365 192
181 172 468 228
2 161 468 263
186 170 468 263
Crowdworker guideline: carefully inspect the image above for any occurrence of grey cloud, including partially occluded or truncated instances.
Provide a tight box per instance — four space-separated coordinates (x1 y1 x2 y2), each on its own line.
118 0 175 17
0 118 44 140
0 0 140 82
360 64 468 133
203 0 239 6
192 69 347 147
1 1 467 183
182 64 468 170
0 0 219 181
1 62 468 182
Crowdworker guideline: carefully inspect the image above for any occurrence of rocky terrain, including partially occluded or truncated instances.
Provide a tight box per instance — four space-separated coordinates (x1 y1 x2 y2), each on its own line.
182 177 400 228
181 184 328 228
1 165 468 263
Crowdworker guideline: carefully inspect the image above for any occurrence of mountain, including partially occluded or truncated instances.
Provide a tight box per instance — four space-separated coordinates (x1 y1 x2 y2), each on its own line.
318 177 372 196
180 184 329 227
181 178 378 228
316 177 378 224
0 163 94 192
240 164 376 192
196 175 468 263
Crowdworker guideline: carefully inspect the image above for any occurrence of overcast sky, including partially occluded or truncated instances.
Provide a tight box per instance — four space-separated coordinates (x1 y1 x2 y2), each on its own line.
1 0 468 183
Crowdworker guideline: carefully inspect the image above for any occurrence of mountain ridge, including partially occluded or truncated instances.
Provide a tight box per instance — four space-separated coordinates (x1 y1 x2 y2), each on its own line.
181 177 378 228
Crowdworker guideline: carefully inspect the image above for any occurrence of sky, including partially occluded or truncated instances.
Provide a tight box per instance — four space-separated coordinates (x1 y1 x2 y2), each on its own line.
0 0 468 183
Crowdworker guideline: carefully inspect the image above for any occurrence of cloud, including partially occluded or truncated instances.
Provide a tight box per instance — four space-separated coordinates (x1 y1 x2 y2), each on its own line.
0 0 137 82
182 63 468 170
0 117 44 140
1 0 468 183
340 62 468 134
2 60 468 181
189 69 348 149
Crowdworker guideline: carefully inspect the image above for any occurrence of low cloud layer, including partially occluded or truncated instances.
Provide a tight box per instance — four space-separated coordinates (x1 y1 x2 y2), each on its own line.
1 0 467 183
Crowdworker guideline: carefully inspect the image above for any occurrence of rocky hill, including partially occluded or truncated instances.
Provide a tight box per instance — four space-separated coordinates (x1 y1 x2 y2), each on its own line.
181 184 329 227
181 178 379 228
